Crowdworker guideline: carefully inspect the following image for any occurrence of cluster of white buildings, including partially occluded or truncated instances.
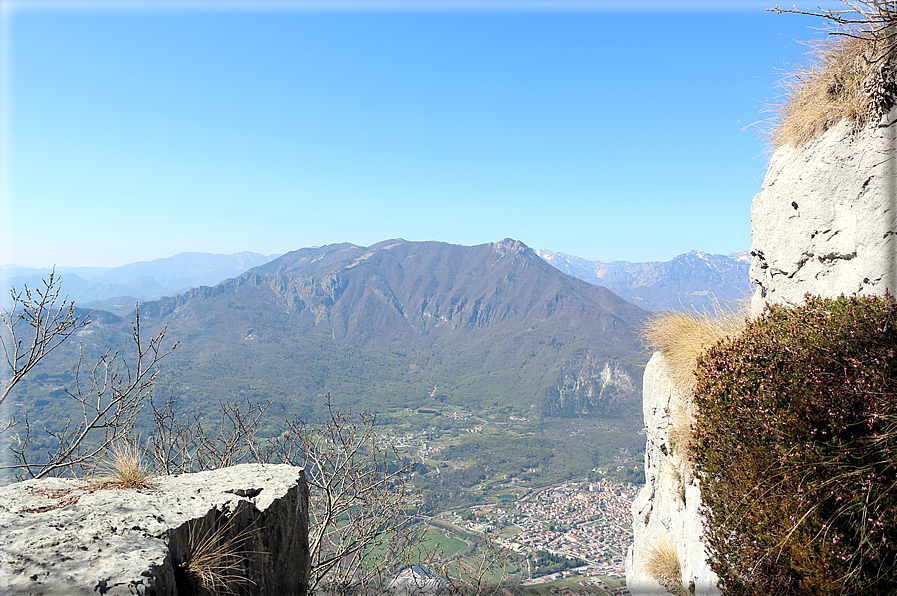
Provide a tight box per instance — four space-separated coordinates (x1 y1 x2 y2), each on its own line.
444 411 473 421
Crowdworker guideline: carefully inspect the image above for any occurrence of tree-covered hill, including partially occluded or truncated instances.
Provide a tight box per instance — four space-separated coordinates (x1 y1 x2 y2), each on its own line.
124 238 649 419
11 239 650 420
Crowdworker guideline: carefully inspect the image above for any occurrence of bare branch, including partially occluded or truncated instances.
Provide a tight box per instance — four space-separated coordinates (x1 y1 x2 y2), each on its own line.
769 1 897 57
2 303 177 480
0 268 90 407
264 395 425 592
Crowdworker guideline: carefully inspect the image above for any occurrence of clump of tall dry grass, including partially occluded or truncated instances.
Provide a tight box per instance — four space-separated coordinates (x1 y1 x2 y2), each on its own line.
643 304 748 397
770 1 897 148
643 303 748 458
96 441 152 490
176 518 255 595
646 533 690 596
774 35 876 148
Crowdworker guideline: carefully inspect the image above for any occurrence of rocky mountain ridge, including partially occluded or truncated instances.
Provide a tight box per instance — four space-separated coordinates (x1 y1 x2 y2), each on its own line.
14 239 649 424
536 249 751 311
5 247 751 316
133 238 648 419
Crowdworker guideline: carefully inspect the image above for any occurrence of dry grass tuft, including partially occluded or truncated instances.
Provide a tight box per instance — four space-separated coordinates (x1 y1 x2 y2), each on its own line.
644 303 747 460
770 1 897 149
643 304 748 397
177 518 255 595
645 533 689 596
97 442 152 489
773 35 875 148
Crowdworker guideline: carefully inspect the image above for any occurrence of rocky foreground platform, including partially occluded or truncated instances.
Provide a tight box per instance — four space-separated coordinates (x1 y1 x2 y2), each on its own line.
0 463 309 595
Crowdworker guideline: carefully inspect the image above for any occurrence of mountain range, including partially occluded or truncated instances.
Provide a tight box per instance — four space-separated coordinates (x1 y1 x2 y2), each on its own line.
8 239 752 499
535 249 751 311
12 239 650 424
5 241 755 424
3 247 751 315
132 238 650 419
1 251 280 312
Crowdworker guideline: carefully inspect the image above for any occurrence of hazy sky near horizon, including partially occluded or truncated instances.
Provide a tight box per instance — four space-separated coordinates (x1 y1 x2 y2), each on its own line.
2 0 847 268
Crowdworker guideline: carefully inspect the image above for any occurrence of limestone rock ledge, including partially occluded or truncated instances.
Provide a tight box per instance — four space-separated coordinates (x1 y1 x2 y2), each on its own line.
628 84 897 596
750 107 897 309
0 463 309 595
625 353 719 596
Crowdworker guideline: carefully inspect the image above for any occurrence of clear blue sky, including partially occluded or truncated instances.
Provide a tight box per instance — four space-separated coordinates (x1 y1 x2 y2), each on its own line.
1 0 846 268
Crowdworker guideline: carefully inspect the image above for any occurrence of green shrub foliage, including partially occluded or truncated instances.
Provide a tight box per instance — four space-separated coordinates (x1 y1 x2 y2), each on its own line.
691 294 897 595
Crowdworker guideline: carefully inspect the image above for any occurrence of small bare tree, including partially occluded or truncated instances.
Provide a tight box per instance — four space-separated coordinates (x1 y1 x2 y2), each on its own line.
434 532 511 596
1 272 176 480
270 397 430 594
147 393 510 594
147 392 437 593
1 269 90 409
147 395 273 475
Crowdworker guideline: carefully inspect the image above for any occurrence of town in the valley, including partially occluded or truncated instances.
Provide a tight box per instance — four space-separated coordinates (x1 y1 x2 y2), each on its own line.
380 407 640 594
432 478 637 595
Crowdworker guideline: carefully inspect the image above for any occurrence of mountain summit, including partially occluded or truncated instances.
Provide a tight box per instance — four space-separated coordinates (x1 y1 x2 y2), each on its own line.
134 239 650 419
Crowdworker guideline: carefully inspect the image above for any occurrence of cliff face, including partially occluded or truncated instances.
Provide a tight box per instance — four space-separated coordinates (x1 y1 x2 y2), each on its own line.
626 108 897 594
751 108 897 309
625 355 720 596
0 464 309 596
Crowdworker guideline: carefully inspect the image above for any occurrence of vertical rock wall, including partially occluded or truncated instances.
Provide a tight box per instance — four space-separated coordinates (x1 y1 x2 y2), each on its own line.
625 355 720 596
627 109 896 595
751 108 897 308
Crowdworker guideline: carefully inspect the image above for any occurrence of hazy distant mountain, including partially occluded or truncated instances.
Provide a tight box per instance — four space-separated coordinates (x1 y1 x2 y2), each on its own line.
109 238 650 419
2 251 280 312
535 249 752 311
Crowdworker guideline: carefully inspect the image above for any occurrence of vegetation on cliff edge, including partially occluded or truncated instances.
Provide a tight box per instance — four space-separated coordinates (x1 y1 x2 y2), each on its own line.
771 0 897 148
692 294 897 595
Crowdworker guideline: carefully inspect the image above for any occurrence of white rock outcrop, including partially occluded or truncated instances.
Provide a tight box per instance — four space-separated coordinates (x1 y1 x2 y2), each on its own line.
627 107 897 595
625 354 719 596
751 108 897 309
0 463 309 595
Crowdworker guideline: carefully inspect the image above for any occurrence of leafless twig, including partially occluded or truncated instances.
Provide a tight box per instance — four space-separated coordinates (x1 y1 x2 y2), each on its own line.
770 1 897 62
1 272 177 480
148 395 274 475
0 268 90 408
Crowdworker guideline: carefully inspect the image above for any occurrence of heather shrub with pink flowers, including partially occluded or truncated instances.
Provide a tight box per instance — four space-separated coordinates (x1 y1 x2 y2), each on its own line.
691 294 897 595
